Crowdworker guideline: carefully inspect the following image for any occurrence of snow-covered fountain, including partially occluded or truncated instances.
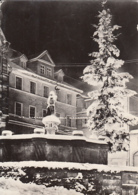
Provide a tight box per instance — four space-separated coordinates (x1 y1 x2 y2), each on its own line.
42 91 61 135
0 90 108 164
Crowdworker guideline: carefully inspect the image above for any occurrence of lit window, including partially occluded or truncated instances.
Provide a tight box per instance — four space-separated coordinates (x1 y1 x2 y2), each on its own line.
29 106 35 118
67 94 72 105
16 77 22 90
40 65 45 74
47 68 52 77
43 86 49 98
30 81 36 94
15 102 22 116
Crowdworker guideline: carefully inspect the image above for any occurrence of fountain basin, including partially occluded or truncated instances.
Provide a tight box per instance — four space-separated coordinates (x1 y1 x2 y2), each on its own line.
0 134 108 164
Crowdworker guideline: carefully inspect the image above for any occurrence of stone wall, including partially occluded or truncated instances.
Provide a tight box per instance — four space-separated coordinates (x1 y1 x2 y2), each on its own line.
0 161 138 195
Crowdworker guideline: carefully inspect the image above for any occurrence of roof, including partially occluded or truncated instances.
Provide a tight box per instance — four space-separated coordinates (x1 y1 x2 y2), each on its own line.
54 69 65 76
130 130 138 134
8 49 83 93
9 61 24 70
6 48 22 59
28 50 55 67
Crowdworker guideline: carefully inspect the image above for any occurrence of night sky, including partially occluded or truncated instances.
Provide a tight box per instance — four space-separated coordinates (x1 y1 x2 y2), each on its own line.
1 0 138 91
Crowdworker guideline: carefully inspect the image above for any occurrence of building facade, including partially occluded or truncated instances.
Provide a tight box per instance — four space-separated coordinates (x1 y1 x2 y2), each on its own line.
129 130 138 166
1 50 83 134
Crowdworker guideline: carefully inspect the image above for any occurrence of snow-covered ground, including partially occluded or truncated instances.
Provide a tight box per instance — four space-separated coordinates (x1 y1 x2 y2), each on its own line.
0 177 83 195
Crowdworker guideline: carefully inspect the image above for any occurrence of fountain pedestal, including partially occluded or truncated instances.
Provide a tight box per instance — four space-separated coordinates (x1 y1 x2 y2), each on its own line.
42 115 60 135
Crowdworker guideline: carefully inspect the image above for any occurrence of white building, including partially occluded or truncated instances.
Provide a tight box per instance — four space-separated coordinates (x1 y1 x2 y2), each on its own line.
129 130 138 166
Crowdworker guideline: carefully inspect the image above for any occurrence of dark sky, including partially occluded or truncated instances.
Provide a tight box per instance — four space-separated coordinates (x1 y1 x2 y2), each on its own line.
1 0 138 90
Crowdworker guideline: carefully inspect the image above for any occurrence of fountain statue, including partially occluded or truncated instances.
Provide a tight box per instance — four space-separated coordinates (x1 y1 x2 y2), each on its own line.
42 91 60 134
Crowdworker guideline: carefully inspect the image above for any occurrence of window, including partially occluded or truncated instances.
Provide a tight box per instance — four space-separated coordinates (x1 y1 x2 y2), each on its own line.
16 77 22 90
43 86 49 98
15 102 22 116
29 106 35 118
30 81 36 94
43 109 47 117
47 68 52 77
66 116 71 127
67 94 72 105
40 65 45 74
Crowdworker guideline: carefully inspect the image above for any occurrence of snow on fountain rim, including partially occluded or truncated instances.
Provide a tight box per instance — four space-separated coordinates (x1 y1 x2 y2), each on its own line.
0 133 107 144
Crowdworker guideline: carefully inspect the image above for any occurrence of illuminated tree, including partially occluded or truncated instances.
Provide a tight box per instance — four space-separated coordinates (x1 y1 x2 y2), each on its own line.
82 1 138 151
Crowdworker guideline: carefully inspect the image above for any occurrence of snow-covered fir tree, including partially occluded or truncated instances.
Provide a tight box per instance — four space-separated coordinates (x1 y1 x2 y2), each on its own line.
82 0 138 152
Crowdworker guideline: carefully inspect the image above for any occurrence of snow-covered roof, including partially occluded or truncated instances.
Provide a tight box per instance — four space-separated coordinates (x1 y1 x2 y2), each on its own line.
28 50 55 66
9 61 25 70
54 69 65 76
10 54 28 61
76 93 89 99
130 129 138 134
76 110 87 115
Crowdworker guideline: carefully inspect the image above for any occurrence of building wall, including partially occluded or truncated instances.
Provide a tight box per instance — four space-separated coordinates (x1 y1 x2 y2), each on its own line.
9 69 55 96
27 61 54 79
129 96 138 130
56 101 76 127
129 131 138 166
8 66 78 134
108 151 128 166
76 96 85 112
